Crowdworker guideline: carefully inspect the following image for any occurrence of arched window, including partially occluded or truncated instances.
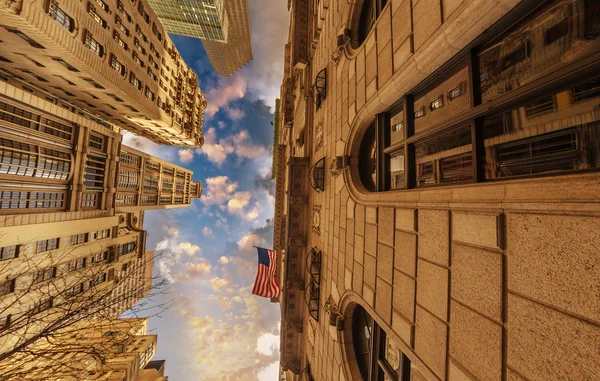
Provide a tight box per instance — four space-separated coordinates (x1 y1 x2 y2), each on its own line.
119 242 136 256
351 306 411 381
353 0 388 48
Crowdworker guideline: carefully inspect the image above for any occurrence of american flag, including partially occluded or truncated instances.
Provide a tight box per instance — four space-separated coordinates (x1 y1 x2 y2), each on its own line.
252 247 281 298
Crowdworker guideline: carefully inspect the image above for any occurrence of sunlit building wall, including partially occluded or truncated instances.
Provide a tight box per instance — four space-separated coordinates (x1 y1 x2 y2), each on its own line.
0 0 207 147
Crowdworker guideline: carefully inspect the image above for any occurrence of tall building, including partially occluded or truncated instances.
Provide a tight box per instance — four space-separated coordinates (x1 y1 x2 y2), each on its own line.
0 77 201 376
275 0 600 380
0 0 207 147
148 0 253 76
0 317 159 380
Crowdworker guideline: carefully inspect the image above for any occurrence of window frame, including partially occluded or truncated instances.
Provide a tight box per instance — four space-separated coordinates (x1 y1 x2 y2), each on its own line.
351 305 411 381
0 245 19 261
37 238 59 253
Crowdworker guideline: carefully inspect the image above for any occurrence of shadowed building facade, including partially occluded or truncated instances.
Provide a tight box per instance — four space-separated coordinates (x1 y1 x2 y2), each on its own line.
149 0 253 76
0 0 207 147
274 0 600 380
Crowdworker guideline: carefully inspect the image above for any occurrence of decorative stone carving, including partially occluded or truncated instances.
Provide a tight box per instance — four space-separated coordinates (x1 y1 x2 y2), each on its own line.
312 205 322 235
329 155 350 177
285 320 304 333
331 27 351 66
286 280 305 290
314 121 323 152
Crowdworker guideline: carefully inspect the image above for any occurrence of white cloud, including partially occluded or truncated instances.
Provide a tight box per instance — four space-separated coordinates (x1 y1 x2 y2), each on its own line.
210 276 229 292
256 332 279 356
178 148 195 163
219 256 229 265
196 128 235 166
202 226 215 238
201 176 259 221
178 262 212 282
201 176 238 206
178 242 201 256
195 128 266 166
204 75 247 117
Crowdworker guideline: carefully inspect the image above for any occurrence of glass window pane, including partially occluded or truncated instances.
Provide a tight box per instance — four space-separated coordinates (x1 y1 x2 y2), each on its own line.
389 150 405 190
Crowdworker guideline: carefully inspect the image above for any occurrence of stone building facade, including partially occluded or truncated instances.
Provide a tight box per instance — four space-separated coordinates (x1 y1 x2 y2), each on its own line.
0 77 201 374
0 0 207 147
274 0 600 380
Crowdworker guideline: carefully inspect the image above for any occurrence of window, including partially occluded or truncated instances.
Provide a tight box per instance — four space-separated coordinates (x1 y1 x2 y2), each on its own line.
37 238 59 252
114 344 125 353
141 194 157 205
88 3 108 28
133 38 146 55
109 54 126 76
30 298 53 314
107 93 124 102
72 233 89 245
415 125 472 186
130 73 142 91
91 251 109 264
82 77 105 89
66 283 85 297
571 79 600 103
33 267 57 283
145 86 155 101
19 69 48 83
103 331 119 337
115 16 131 36
524 95 555 117
116 193 137 205
114 31 129 51
132 51 145 68
0 138 71 179
0 245 19 261
145 160 159 172
18 54 45 68
48 1 74 32
91 272 107 285
94 0 109 12
84 31 104 58
120 152 140 166
0 280 15 296
93 229 111 240
84 153 106 189
117 170 139 188
352 306 411 381
51 57 79 72
545 20 568 45
117 0 132 22
353 0 388 48
81 192 100 208
119 242 136 255
68 257 86 271
0 316 11 331
137 2 150 24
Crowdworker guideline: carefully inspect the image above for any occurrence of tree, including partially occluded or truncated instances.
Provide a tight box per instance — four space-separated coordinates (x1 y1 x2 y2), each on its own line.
0 239 172 381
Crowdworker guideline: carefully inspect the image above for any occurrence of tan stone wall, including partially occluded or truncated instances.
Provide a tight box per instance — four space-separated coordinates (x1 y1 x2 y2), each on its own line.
278 0 600 380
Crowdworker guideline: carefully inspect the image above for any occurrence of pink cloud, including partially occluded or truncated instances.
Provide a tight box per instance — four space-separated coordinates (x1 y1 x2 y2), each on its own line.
205 75 247 117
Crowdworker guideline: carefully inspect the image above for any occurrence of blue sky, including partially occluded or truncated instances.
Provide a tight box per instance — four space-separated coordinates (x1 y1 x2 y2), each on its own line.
121 3 289 379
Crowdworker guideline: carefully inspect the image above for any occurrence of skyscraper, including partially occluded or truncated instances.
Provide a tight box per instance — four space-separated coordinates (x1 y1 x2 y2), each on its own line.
0 0 207 147
148 0 253 76
0 76 201 376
